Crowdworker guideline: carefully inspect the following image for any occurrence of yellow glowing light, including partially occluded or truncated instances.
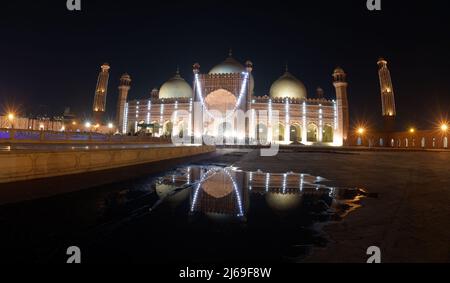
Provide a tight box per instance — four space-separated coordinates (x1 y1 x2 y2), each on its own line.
8 113 15 121
95 124 100 128
85 122 91 128
357 127 365 135
409 128 415 133
72 121 77 125
441 124 449 132
108 123 114 129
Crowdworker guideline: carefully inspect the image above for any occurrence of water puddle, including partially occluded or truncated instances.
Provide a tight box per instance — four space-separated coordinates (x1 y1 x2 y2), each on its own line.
87 165 369 262
0 165 370 263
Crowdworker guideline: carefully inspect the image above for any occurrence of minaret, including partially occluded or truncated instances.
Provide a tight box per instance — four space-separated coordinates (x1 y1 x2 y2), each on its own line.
93 63 110 124
116 73 131 134
377 58 396 131
333 67 349 145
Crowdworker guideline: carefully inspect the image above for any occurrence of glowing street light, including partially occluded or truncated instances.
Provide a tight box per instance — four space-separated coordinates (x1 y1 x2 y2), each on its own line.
107 123 114 129
85 122 91 129
441 124 449 132
7 113 15 129
357 127 365 135
409 128 415 134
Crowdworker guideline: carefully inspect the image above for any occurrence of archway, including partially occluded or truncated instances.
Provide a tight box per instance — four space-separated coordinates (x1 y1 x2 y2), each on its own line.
322 124 333 143
178 121 188 138
273 123 284 142
257 123 268 145
444 137 448 149
289 124 302 143
307 123 318 142
163 121 173 137
204 89 237 116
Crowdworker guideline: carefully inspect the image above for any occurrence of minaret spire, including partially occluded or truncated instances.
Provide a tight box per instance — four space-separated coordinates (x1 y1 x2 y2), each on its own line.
377 58 396 131
93 63 110 124
116 73 132 134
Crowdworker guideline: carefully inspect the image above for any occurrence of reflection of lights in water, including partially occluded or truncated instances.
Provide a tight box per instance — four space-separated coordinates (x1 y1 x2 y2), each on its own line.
282 173 287 194
190 168 217 212
299 174 304 192
265 173 270 192
186 167 191 185
223 169 244 217
266 192 302 213
189 167 244 217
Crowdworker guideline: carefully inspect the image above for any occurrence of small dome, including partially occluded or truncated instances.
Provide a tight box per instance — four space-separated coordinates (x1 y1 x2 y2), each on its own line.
159 71 192 99
209 56 245 74
333 67 345 74
265 192 302 213
270 71 307 100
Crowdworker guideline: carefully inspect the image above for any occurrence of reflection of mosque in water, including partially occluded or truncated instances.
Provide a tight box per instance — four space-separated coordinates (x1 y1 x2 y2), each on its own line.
154 166 337 219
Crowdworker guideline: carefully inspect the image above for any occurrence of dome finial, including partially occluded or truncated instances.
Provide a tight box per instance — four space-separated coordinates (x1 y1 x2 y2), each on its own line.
176 65 180 74
228 48 233 57
285 62 289 73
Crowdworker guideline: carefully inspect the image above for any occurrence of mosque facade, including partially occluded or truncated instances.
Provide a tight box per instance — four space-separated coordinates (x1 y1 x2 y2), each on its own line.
116 52 349 146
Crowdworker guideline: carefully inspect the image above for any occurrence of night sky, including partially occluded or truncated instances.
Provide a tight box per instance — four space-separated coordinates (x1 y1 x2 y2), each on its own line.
1 0 449 130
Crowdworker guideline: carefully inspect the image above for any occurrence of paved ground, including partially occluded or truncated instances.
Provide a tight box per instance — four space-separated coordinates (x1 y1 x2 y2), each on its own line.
226 148 450 263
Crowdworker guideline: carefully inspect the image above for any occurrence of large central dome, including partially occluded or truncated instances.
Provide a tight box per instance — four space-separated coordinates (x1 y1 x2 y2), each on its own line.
209 54 245 75
270 71 307 100
159 70 193 99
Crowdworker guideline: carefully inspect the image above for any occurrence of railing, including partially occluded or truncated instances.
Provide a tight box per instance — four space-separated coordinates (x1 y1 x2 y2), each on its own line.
0 128 171 144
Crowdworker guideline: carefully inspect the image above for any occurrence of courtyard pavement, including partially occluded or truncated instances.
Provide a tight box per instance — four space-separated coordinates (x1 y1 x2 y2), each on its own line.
226 148 450 263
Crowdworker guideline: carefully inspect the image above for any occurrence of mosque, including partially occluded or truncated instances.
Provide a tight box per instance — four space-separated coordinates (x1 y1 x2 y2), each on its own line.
96 51 350 146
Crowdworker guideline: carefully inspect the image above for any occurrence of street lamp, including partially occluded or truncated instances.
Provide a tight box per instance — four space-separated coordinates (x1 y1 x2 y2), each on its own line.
85 122 91 131
409 128 415 134
108 123 114 129
7 113 15 128
357 127 365 135
441 124 448 132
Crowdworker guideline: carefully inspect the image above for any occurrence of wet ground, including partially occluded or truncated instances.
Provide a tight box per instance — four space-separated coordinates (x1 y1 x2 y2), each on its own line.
0 150 366 263
232 149 450 263
1 148 448 263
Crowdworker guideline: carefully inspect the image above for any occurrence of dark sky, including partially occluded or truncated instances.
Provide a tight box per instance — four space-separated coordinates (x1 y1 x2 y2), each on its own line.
0 0 449 129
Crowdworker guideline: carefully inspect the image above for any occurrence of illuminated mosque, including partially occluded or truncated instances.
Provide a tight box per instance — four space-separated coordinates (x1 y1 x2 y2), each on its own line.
94 51 350 146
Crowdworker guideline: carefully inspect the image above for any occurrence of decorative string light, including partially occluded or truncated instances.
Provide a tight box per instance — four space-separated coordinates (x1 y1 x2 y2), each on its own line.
195 72 249 121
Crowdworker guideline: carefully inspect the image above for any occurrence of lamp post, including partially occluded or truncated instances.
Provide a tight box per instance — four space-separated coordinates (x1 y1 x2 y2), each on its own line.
7 113 15 129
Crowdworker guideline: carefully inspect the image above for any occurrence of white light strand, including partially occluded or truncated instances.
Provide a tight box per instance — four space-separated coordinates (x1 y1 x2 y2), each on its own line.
223 169 244 217
123 102 128 133
195 72 249 121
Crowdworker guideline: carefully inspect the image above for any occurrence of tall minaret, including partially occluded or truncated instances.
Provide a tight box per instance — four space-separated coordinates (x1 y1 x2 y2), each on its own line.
377 58 396 131
92 63 110 123
116 73 131 134
333 67 349 145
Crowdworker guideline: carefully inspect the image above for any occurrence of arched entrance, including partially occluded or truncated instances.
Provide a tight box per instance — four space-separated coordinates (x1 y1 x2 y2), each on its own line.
289 124 302 143
273 123 284 142
307 123 318 142
257 123 268 145
163 121 173 137
322 124 333 143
